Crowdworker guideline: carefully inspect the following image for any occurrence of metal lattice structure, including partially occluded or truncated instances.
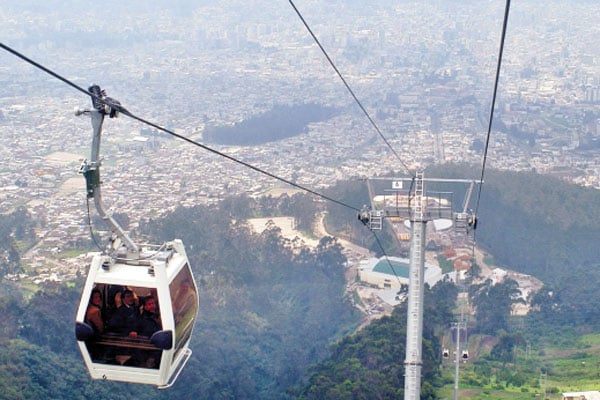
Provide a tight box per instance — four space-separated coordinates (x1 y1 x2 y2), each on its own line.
359 172 478 400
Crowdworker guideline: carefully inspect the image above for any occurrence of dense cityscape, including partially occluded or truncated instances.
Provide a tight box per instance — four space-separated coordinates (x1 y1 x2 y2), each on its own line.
1 0 599 283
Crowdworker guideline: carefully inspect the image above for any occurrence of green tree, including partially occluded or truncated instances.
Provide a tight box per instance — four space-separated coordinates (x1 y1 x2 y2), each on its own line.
470 278 522 335
297 281 456 399
287 193 319 233
0 207 37 277
19 283 81 355
490 332 526 366
139 202 358 399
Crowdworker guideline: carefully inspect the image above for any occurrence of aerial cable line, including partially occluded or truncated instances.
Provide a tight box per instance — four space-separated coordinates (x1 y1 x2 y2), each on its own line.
0 42 361 213
2 40 399 275
473 0 511 219
3 40 406 289
1 43 92 99
288 0 414 177
464 0 511 287
2 41 390 274
116 105 361 212
288 0 420 274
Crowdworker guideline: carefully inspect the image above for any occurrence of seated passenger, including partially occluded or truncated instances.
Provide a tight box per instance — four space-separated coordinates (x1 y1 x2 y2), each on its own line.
107 289 140 337
84 289 105 361
85 289 104 335
138 296 161 337
137 296 163 368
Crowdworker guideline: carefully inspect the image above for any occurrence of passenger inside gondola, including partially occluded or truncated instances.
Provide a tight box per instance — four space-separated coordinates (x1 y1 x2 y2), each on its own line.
86 289 104 335
139 296 161 337
106 285 125 319
108 289 139 337
107 289 141 363
84 285 163 368
84 289 105 360
137 296 162 368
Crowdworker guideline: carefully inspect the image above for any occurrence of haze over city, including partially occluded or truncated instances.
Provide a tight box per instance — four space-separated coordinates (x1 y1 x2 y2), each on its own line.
1 0 598 279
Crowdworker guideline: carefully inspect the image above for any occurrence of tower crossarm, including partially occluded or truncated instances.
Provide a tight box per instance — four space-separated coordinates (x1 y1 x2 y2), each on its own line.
360 176 475 229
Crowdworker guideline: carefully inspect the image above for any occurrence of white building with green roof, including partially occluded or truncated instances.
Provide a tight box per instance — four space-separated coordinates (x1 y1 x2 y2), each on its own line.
358 256 442 290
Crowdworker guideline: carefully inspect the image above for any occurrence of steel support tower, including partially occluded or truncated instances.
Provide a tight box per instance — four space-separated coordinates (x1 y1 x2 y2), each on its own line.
404 174 426 399
359 172 477 400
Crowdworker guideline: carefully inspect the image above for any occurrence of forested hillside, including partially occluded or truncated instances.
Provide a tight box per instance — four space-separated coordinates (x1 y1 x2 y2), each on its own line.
140 200 359 399
314 164 600 398
296 280 458 399
427 165 600 330
0 194 358 399
1 166 600 399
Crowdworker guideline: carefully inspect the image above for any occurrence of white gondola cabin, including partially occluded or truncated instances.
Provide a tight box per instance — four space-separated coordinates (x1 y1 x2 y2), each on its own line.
74 86 198 389
75 240 198 389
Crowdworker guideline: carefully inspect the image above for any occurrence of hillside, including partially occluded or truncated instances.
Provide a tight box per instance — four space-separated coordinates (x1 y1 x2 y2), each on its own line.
1 166 600 399
0 195 358 400
309 165 600 398
435 332 600 399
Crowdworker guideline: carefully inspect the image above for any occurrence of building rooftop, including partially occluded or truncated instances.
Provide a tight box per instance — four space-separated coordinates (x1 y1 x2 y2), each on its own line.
373 258 410 279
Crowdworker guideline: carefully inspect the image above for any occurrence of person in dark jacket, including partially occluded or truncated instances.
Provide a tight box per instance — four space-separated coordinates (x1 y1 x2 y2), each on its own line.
107 289 140 337
138 296 161 337
138 296 162 368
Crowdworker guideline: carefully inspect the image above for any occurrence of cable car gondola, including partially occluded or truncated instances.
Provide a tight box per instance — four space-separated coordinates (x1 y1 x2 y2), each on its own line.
74 86 198 389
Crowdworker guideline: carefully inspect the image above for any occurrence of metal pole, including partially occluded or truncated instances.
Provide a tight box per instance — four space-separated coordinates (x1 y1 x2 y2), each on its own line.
453 322 460 400
404 173 426 400
404 220 426 399
80 107 138 253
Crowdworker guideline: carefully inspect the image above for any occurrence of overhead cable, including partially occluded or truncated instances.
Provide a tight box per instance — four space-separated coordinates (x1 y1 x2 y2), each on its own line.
288 0 420 278
0 42 361 213
2 41 399 283
288 0 414 177
473 0 511 218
